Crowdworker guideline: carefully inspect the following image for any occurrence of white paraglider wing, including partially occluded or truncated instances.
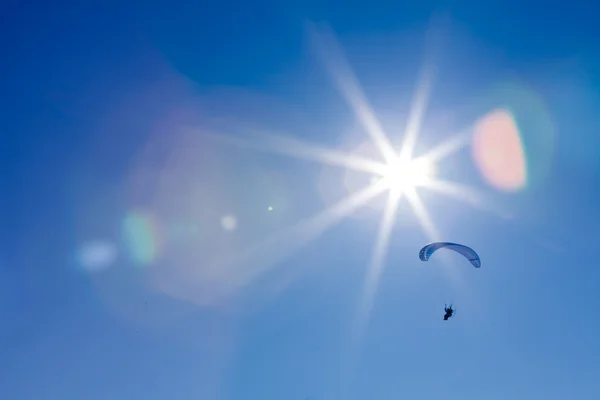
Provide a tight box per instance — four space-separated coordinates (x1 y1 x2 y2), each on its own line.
419 242 481 268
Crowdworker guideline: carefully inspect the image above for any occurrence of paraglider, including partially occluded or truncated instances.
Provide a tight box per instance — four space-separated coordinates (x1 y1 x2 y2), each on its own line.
419 242 480 321
418 242 481 268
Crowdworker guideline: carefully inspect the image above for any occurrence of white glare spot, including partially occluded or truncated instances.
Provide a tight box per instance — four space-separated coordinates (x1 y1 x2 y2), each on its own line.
381 157 435 192
221 215 238 232
78 241 117 272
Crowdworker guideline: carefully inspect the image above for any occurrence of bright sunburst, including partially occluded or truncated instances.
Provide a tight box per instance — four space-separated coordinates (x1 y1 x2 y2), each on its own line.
200 23 492 349
377 155 437 193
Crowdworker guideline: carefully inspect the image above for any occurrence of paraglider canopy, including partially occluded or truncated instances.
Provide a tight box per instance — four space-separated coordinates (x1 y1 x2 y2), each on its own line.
419 242 481 268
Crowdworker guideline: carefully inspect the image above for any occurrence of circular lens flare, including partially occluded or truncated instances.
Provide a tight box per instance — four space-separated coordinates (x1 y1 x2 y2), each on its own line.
122 210 162 266
78 240 117 272
472 109 527 192
220 214 238 232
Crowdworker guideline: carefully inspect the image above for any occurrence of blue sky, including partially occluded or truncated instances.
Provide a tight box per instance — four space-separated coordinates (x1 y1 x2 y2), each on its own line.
3 1 600 399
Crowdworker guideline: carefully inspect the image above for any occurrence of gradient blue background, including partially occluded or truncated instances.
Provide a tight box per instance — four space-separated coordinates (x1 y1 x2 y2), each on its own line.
2 1 600 399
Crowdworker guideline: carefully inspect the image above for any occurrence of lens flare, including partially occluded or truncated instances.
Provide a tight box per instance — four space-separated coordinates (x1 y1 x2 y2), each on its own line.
122 210 162 266
78 240 117 272
472 109 527 192
220 214 238 232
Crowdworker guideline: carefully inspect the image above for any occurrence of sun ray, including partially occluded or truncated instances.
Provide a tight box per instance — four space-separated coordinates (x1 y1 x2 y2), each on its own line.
398 65 436 162
352 187 403 347
422 180 484 208
199 129 387 176
405 187 441 242
308 23 397 165
421 131 471 164
407 187 464 297
422 180 512 219
221 179 391 288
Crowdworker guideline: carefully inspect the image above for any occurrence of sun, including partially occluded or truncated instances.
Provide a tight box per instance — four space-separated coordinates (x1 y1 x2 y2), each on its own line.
376 156 436 193
201 24 485 351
